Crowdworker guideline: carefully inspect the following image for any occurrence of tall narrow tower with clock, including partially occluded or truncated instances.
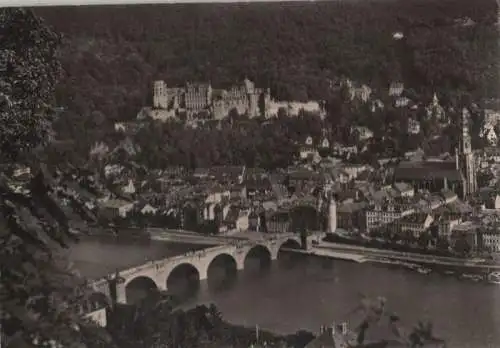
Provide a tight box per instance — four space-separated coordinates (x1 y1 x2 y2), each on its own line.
459 107 477 199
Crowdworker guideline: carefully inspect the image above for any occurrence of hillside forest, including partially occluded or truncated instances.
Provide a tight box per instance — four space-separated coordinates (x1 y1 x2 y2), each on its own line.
35 0 500 169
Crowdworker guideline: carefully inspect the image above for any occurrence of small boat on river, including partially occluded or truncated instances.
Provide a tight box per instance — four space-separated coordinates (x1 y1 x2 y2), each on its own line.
417 267 432 275
460 273 484 282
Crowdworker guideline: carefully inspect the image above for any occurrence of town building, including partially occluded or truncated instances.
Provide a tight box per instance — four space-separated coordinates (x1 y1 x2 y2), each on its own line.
393 182 415 197
482 230 500 253
353 126 374 141
480 146 500 164
193 166 246 185
426 93 446 122
397 213 434 238
354 85 372 103
407 118 421 134
395 96 411 108
394 108 477 199
332 143 358 158
266 100 326 119
299 134 330 160
286 169 322 194
450 221 480 251
266 210 290 233
365 199 415 232
336 201 366 231
437 216 461 240
98 199 135 219
388 82 404 97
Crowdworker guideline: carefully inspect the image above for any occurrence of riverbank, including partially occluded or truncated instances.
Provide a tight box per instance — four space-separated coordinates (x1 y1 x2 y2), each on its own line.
299 242 500 285
321 234 500 269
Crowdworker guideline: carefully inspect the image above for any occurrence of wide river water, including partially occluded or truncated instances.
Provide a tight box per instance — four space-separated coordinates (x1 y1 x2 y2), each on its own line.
69 239 500 348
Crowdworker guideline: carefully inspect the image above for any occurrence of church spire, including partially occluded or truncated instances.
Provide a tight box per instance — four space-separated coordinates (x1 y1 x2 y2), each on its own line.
460 107 472 154
432 93 439 106
459 107 477 199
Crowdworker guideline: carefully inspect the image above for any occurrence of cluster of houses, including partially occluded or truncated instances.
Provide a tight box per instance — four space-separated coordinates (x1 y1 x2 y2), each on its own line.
53 92 500 254
31 133 500 254
35 80 500 255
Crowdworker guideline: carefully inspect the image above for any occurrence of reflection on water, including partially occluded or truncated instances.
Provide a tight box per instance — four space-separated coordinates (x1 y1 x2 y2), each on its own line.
72 238 500 348
178 252 500 348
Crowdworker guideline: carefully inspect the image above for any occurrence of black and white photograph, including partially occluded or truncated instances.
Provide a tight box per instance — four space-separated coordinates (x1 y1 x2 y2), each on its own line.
1 0 500 347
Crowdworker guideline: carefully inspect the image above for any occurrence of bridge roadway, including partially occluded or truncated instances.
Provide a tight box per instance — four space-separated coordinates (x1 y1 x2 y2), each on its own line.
89 232 318 304
280 247 368 262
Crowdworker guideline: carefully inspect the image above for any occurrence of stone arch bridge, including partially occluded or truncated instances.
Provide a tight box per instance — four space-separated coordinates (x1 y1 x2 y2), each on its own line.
90 233 307 305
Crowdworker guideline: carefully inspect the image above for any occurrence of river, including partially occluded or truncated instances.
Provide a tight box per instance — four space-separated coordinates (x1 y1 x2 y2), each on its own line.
70 239 500 348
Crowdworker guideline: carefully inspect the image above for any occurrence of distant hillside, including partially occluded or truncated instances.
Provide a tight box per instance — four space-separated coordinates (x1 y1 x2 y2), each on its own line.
35 0 498 127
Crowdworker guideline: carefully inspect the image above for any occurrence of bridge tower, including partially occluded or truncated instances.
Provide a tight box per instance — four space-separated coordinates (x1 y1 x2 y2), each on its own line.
328 193 337 233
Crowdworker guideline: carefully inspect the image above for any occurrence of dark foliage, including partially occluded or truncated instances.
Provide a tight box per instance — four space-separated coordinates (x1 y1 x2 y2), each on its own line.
0 9 112 348
0 9 62 162
130 114 318 170
107 297 312 348
34 0 498 143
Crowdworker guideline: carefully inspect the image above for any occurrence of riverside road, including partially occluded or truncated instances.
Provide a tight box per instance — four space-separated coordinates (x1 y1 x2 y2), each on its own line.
316 242 500 270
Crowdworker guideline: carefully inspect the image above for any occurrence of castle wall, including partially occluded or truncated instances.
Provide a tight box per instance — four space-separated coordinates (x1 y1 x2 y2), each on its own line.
152 79 270 121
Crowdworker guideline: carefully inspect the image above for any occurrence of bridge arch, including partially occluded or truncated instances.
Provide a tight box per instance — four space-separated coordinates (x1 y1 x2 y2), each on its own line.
244 244 272 272
278 238 302 251
166 262 201 297
206 252 239 289
276 237 303 266
125 276 159 304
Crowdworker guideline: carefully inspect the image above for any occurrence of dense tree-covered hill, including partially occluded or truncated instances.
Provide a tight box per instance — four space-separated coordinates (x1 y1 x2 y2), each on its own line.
35 0 499 127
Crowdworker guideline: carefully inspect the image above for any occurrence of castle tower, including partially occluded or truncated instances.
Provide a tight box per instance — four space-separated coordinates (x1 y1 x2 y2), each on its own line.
459 107 477 198
248 93 258 118
262 88 272 118
243 77 255 94
328 194 337 233
153 80 168 109
206 82 213 105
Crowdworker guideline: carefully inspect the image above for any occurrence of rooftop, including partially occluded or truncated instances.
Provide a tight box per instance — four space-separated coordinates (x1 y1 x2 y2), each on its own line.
394 161 462 182
100 199 133 209
399 213 432 225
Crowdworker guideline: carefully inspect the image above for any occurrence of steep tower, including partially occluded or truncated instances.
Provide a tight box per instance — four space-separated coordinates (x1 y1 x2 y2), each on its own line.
153 80 168 109
459 107 477 198
262 88 272 118
206 82 213 105
328 193 337 233
243 78 258 117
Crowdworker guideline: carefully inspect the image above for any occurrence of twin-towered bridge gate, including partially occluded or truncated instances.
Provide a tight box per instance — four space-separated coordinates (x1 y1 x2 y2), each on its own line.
88 234 306 306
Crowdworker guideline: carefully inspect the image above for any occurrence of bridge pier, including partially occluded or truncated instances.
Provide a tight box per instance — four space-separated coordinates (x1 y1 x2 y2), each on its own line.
198 266 208 281
115 284 127 304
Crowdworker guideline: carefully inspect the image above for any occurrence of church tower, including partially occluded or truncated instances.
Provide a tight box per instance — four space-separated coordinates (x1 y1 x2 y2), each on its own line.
459 107 477 198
